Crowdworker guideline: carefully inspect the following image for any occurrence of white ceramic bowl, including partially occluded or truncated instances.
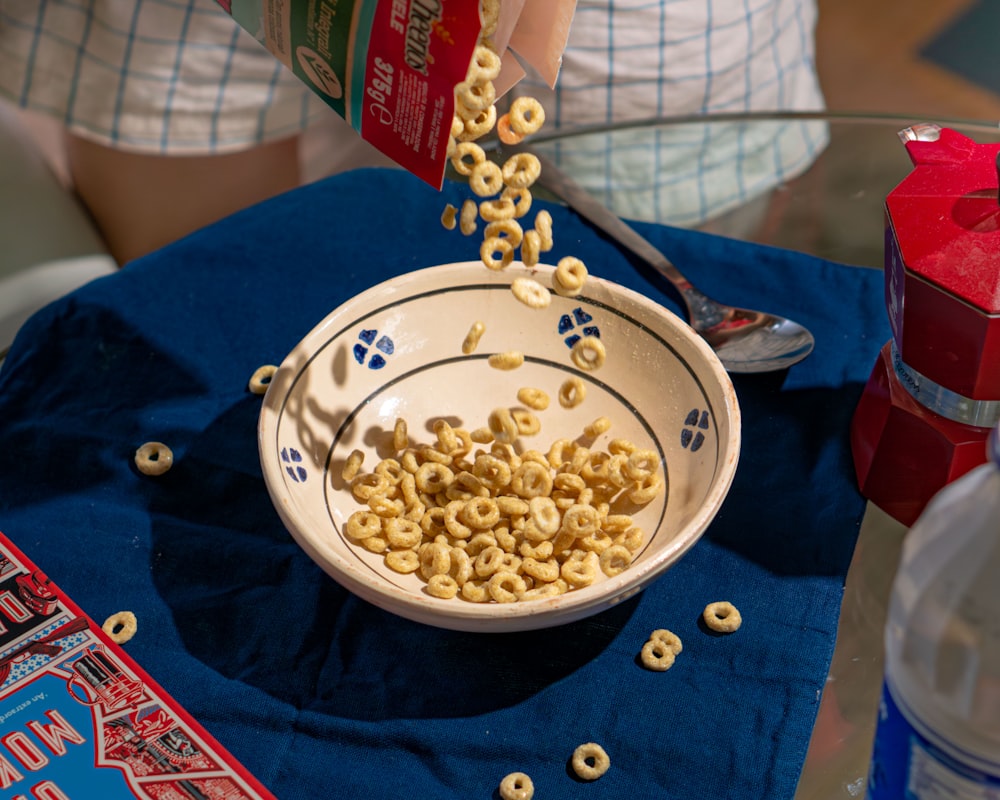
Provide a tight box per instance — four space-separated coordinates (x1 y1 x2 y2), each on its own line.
258 262 740 631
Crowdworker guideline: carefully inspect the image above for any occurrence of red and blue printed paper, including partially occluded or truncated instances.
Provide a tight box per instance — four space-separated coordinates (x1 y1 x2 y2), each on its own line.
0 537 276 800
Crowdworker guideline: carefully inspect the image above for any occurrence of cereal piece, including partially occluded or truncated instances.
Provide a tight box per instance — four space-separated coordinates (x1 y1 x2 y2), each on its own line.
553 256 588 298
479 197 516 222
488 571 527 603
512 409 541 436
461 579 490 602
628 471 663 505
393 417 409 451
469 160 504 197
248 364 277 395
571 742 610 781
345 510 383 540
470 427 494 444
427 574 459 599
134 442 173 476
462 104 497 140
467 44 502 82
451 141 486 176
649 628 683 655
440 203 458 230
509 96 546 136
520 229 541 267
510 461 553 498
415 462 454 493
342 449 365 482
489 351 525 371
501 153 541 189
584 416 611 438
385 549 420 574
102 611 137 645
385 518 423 549
459 198 479 235
488 407 520 444
462 320 486 354
533 210 553 250
462 496 500 529
558 377 587 408
703 601 742 633
527 496 560 537
479 0 500 36
481 236 514 270
484 219 524 248
501 186 532 218
598 544 633 577
511 276 551 309
561 556 598 588
450 114 464 139
517 387 549 411
640 638 677 671
496 113 525 145
499 771 534 800
455 79 496 112
570 336 606 371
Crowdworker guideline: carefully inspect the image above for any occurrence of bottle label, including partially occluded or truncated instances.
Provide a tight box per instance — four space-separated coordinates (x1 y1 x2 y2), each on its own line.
867 680 1000 799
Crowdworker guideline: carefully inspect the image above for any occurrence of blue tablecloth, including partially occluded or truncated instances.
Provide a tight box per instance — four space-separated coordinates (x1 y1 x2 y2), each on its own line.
0 168 890 799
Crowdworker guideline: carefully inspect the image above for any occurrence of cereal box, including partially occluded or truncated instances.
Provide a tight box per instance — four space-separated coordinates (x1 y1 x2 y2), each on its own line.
214 0 576 187
0 533 276 800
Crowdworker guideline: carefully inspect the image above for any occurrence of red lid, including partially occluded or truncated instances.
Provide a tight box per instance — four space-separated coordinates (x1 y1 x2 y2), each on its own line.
886 128 1000 313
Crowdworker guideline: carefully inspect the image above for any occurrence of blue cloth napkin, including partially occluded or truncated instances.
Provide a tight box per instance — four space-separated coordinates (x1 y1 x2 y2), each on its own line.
0 168 890 799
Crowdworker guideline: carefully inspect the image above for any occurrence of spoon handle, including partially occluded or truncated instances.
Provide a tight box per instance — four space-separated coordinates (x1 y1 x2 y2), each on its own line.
532 151 707 304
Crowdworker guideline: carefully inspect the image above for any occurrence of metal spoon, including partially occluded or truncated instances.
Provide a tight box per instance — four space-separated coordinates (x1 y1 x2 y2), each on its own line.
523 149 815 373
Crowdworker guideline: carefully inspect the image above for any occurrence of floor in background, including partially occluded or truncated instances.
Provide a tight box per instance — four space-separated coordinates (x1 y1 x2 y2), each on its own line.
920 0 1000 97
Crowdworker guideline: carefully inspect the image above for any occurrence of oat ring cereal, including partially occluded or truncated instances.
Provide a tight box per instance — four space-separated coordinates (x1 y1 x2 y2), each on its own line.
501 153 541 189
467 44 502 82
571 336 607 371
499 771 534 800
462 320 486 354
520 229 541 267
640 638 676 671
508 96 546 136
703 601 743 633
102 611 137 645
451 141 486 176
479 197 516 222
558 376 587 408
511 276 551 309
455 79 496 112
470 160 505 197
517 386 549 411
479 0 501 36
484 219 524 247
649 628 684 655
495 113 524 145
501 186 532 218
571 742 610 781
553 256 588 298
248 364 277 395
135 441 173 476
463 104 497 139
459 199 479 235
488 351 525 371
480 236 514 270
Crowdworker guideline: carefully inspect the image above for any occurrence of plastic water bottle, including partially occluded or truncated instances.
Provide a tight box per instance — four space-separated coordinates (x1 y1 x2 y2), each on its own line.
866 424 1000 798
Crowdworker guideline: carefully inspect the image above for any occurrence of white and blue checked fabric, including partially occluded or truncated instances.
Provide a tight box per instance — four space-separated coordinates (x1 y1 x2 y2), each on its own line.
0 0 330 154
512 0 828 227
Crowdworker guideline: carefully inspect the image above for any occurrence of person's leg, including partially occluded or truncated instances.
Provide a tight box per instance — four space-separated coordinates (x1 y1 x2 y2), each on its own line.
67 134 301 265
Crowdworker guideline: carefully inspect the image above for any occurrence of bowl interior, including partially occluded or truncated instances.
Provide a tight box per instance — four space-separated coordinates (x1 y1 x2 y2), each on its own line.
258 261 740 631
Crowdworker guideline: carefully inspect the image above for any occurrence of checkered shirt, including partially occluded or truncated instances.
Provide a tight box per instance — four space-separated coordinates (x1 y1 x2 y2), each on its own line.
0 0 330 154
511 0 829 226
